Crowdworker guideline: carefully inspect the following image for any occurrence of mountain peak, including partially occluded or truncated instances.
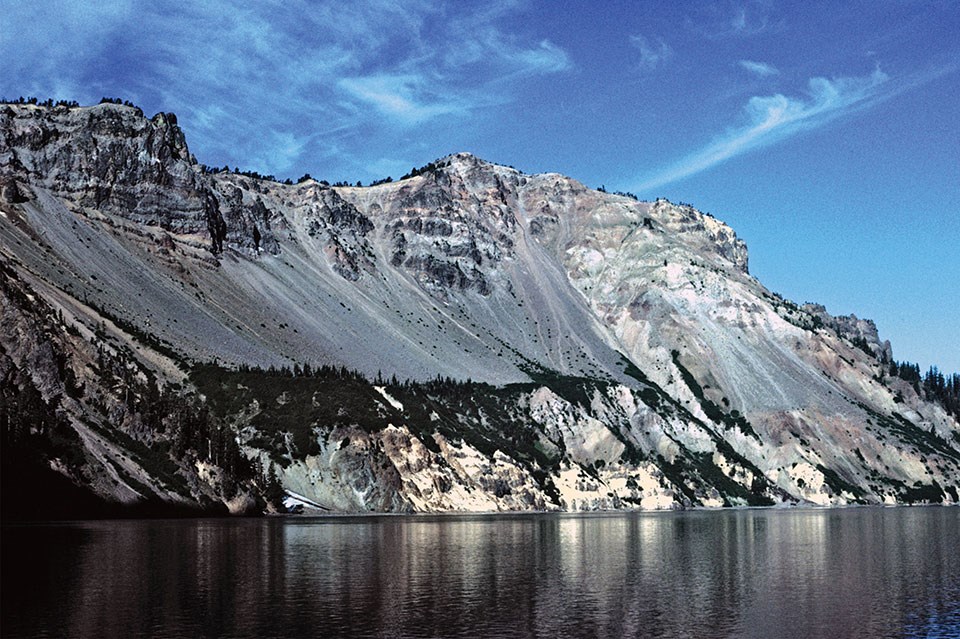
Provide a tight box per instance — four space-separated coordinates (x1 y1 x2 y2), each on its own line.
435 151 523 177
443 151 483 164
442 151 493 166
2 97 957 515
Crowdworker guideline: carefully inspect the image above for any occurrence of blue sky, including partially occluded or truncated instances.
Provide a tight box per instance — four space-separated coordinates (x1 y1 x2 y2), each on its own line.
3 1 958 371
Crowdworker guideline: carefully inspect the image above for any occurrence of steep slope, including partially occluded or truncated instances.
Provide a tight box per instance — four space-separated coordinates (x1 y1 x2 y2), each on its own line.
2 101 958 514
0 261 274 517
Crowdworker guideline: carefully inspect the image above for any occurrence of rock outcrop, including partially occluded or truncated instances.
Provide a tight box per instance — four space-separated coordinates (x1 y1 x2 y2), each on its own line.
2 102 957 514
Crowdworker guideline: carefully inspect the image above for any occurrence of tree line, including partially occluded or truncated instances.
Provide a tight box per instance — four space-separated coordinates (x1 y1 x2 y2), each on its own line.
2 97 452 192
2 96 80 108
0 263 284 510
890 361 960 417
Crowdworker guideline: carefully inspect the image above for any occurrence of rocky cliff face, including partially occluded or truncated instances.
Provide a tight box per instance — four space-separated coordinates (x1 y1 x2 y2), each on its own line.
2 102 958 515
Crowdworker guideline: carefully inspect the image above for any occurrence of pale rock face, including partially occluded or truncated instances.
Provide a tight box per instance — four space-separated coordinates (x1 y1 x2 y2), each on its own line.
2 103 958 513
802 302 893 362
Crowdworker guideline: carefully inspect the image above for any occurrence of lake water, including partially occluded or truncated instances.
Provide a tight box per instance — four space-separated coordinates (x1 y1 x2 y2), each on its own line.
2 507 959 638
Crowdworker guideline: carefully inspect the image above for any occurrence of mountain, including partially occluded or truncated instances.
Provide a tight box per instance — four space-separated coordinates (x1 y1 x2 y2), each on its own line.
2 100 958 516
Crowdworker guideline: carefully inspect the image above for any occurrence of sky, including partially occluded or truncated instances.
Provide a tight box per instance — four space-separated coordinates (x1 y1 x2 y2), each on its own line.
3 0 958 372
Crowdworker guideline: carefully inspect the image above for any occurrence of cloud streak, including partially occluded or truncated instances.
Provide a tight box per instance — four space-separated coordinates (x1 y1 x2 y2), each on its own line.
630 35 673 70
739 60 779 76
1 0 570 178
632 69 891 192
729 7 769 36
338 74 469 125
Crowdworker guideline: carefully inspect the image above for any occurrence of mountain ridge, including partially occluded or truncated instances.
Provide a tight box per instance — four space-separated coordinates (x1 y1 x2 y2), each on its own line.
2 100 957 516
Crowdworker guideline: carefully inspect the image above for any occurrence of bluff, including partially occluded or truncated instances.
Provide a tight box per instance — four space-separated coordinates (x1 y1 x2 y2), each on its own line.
2 101 957 515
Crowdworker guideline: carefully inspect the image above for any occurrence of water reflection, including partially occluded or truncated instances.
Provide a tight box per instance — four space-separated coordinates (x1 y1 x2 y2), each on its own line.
2 508 958 638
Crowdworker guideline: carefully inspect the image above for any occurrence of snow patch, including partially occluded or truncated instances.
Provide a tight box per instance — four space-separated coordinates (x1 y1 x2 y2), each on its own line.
374 386 404 411
284 490 328 511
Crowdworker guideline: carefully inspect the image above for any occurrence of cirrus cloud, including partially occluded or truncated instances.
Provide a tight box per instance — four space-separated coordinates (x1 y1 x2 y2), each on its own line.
630 35 673 70
0 0 571 178
739 60 779 76
633 68 891 192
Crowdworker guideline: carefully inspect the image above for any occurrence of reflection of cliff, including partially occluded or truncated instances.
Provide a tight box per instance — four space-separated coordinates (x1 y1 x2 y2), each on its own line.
57 521 290 638
3 491 960 637
549 514 756 636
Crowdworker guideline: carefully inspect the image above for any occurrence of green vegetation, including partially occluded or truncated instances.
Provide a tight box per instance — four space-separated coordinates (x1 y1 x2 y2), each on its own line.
671 350 759 439
1 368 87 474
520 364 607 409
0 264 267 514
189 354 786 509
83 298 187 368
98 96 140 109
2 96 81 108
854 397 960 463
399 159 451 180
191 363 391 461
850 335 874 357
889 362 960 418
901 482 944 504
816 464 866 501
190 362 568 502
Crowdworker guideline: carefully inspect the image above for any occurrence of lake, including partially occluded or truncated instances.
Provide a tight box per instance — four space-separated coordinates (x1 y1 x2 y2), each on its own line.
2 507 959 638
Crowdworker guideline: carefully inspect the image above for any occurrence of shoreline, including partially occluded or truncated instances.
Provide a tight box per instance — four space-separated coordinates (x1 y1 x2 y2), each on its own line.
4 499 955 525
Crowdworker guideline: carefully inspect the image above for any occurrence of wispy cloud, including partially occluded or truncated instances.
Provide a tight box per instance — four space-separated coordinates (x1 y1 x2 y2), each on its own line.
739 60 779 76
338 74 468 126
632 69 891 191
630 35 673 70
507 39 572 75
729 7 768 36
693 2 783 40
0 0 570 178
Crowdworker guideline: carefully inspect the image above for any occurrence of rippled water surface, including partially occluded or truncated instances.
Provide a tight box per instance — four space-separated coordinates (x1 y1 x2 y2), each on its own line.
3 507 959 638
